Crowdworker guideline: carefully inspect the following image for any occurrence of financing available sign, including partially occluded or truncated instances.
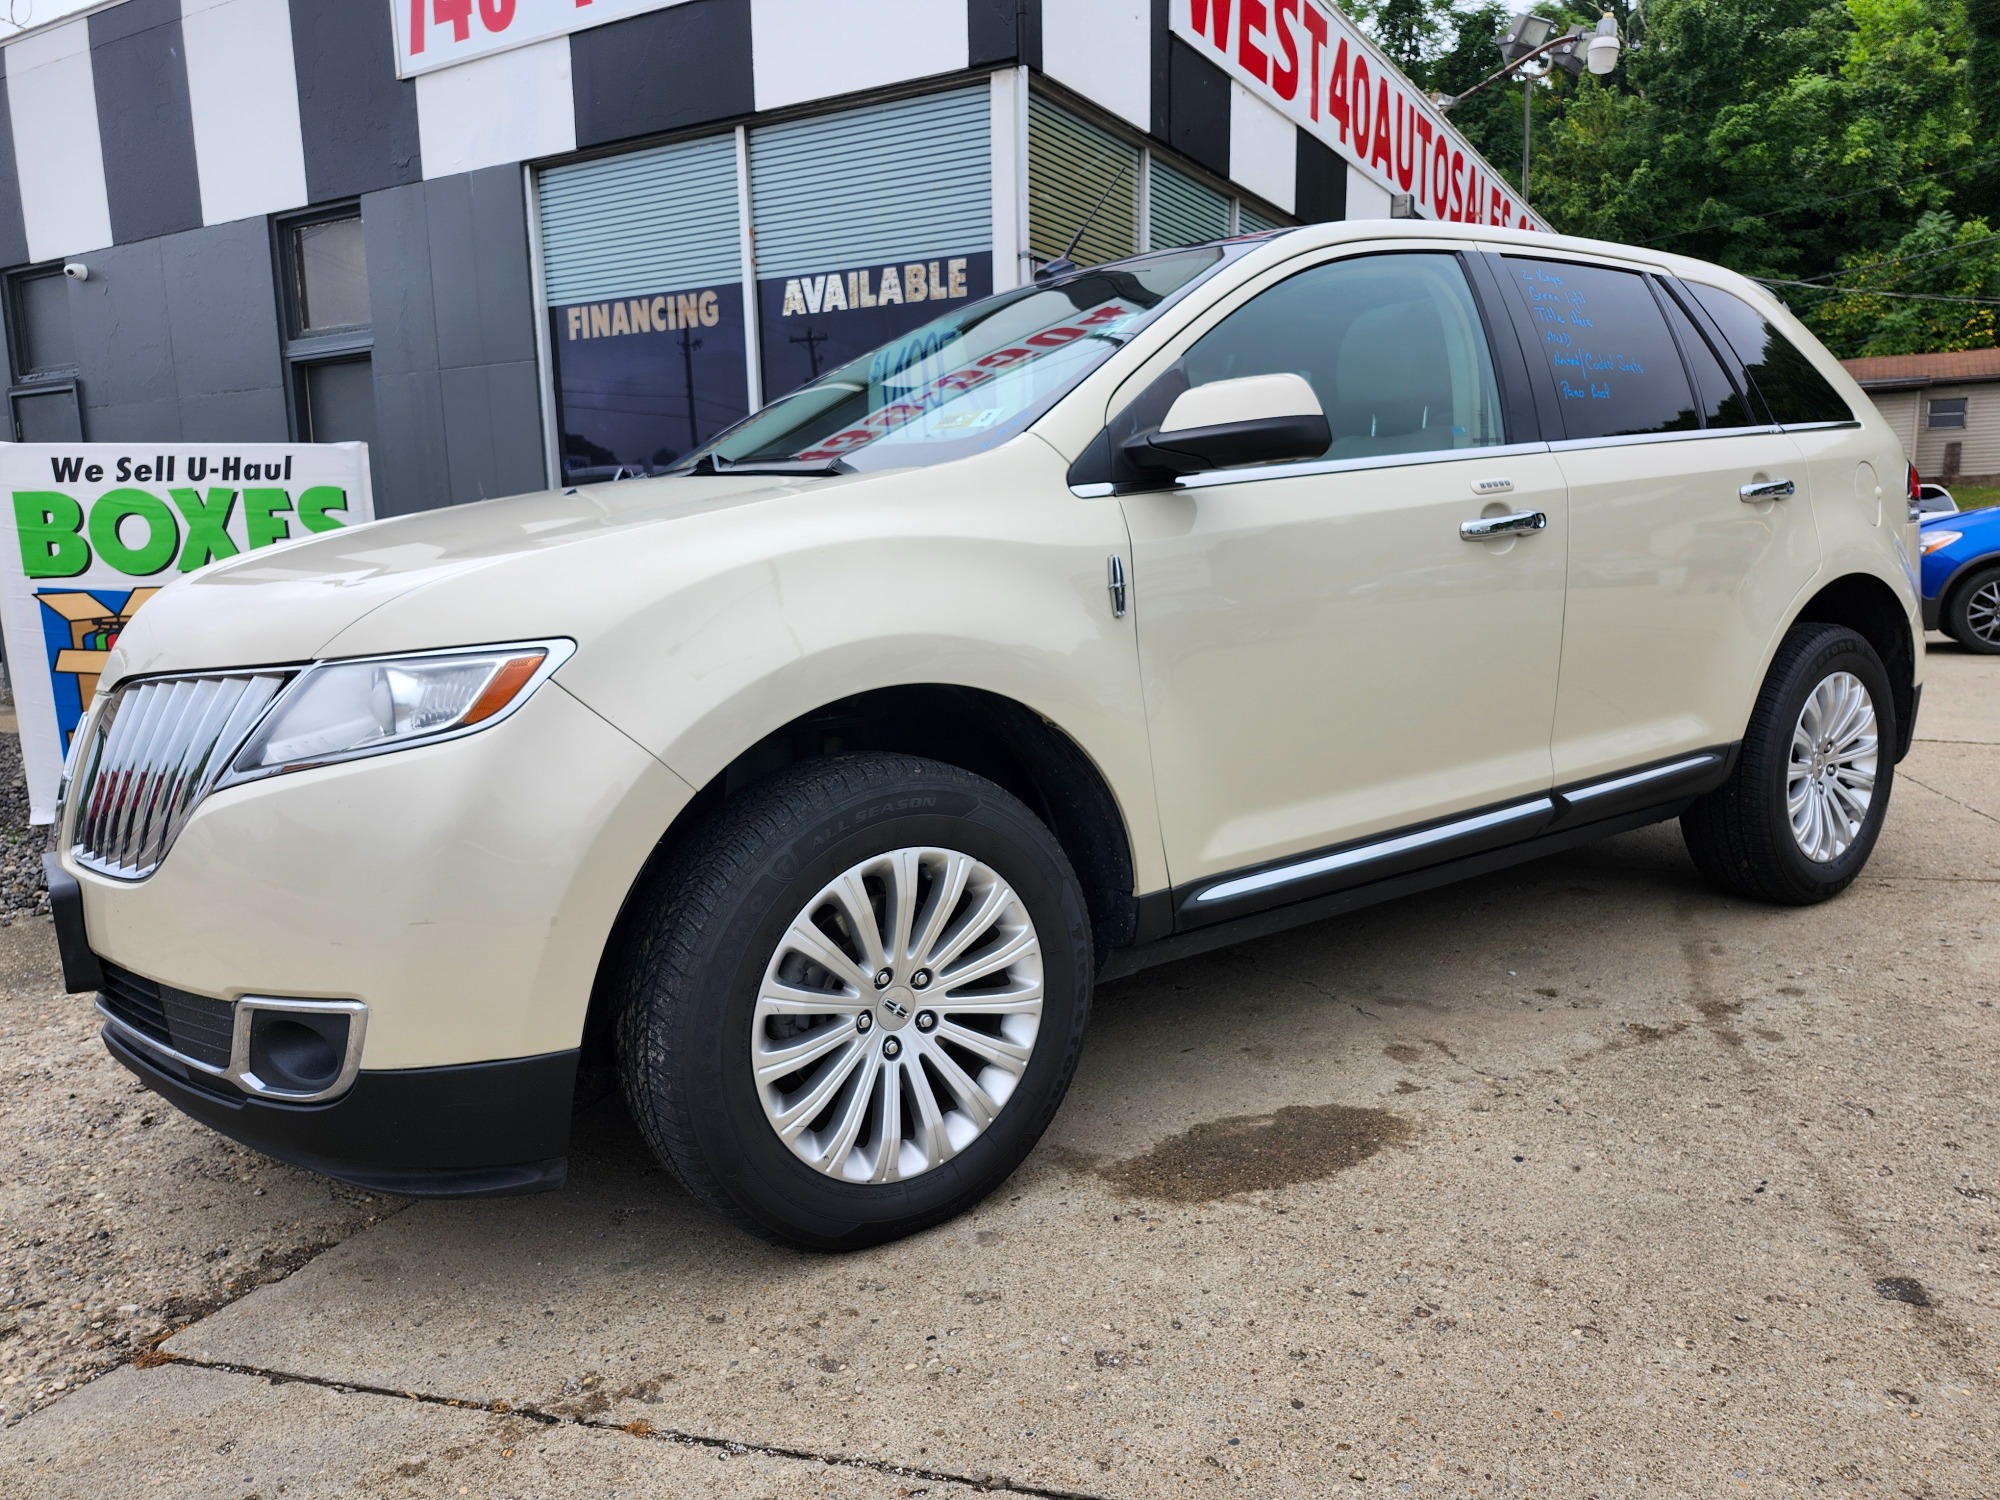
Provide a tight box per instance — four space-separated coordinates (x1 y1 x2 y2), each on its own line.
0 444 375 824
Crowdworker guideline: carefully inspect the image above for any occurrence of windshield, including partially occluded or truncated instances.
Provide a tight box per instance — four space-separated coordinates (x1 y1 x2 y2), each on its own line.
672 246 1232 475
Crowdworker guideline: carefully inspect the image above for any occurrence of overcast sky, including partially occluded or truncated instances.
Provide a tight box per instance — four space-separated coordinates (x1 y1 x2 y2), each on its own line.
0 0 102 37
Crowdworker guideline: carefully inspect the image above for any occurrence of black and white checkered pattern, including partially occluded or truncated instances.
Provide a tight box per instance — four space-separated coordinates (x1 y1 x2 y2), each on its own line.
0 0 1384 271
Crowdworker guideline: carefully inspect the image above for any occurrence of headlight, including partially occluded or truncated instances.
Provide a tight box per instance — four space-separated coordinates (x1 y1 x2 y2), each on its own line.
1919 530 1961 556
225 640 574 783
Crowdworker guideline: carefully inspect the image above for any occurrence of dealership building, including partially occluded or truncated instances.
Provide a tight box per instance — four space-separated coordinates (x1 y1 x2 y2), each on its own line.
0 0 1538 513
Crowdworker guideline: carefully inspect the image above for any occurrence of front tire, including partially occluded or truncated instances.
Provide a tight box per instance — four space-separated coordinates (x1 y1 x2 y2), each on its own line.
1681 624 1895 905
614 753 1093 1250
1944 564 2000 654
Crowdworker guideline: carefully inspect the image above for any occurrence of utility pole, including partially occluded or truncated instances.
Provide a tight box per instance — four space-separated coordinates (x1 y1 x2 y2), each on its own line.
680 328 704 454
1523 72 1533 200
791 324 829 381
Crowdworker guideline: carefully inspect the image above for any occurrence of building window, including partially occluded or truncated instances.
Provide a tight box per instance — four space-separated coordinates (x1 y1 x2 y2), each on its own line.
1927 396 1968 430
278 208 377 450
5 264 84 442
1027 94 1291 271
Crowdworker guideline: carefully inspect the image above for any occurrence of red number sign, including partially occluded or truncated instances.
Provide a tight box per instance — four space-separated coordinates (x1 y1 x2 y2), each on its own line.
409 0 519 57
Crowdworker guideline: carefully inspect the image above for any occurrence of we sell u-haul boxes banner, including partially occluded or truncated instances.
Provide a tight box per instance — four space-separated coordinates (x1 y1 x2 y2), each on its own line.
0 444 374 823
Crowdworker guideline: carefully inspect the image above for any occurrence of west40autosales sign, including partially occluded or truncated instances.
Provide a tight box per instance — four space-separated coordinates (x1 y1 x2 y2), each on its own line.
1173 0 1545 232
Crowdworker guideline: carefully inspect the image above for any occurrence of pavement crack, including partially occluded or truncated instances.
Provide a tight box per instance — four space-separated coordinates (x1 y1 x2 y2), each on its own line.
1671 901 1992 1390
1865 875 2000 883
145 1353 1115 1500
1899 773 1999 825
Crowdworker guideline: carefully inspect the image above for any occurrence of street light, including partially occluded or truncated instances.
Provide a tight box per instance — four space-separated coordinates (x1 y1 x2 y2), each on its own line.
1434 10 1627 202
1549 26 1590 77
1497 11 1558 62
1588 11 1623 74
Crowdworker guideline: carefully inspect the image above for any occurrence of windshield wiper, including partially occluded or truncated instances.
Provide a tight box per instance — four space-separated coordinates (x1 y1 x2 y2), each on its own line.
686 454 855 477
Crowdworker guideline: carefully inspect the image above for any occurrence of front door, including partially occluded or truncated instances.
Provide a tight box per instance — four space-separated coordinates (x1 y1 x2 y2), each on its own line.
1117 250 1569 906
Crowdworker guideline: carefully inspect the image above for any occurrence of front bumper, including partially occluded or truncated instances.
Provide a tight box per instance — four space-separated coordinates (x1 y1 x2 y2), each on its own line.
53 846 580 1194
102 1023 577 1196
58 681 692 1071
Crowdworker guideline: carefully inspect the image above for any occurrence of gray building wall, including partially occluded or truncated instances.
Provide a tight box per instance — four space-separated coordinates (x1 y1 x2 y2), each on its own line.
7 166 548 516
362 166 547 517
63 215 288 444
89 0 204 247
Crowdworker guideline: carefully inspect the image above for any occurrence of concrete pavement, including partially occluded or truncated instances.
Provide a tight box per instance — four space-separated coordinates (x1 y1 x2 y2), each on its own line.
3 646 1996 1498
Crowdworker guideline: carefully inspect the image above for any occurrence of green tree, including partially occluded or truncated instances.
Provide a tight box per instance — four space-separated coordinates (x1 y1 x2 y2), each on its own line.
1347 0 1448 74
1348 0 1992 354
1808 212 2000 353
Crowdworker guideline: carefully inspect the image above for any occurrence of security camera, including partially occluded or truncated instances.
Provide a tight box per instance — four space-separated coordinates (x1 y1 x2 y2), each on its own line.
62 262 89 282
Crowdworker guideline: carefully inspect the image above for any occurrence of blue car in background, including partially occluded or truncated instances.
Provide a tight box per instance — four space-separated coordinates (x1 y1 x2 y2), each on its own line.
1921 503 2000 652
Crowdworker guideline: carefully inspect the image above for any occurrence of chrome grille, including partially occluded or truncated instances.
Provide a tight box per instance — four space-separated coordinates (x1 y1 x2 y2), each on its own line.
70 672 290 880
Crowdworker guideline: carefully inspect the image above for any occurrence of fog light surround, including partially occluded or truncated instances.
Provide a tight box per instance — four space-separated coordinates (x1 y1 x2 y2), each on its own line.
233 998 368 1102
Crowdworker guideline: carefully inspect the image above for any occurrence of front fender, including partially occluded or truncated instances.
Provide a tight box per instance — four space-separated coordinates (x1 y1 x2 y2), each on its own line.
319 437 1170 896
588 454 1167 894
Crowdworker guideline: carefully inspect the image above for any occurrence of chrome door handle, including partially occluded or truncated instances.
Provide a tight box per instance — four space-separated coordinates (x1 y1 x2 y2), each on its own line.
1460 510 1547 540
1740 478 1796 502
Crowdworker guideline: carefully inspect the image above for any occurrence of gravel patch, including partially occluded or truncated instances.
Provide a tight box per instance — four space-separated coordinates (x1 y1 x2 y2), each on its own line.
0 732 407 1428
0 732 48 925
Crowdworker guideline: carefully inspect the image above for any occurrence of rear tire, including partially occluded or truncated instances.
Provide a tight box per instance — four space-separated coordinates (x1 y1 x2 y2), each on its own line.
1944 564 2000 654
1681 624 1895 905
614 753 1092 1250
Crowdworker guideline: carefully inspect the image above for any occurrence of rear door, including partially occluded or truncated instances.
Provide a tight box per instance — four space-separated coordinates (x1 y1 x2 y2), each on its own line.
1485 252 1822 783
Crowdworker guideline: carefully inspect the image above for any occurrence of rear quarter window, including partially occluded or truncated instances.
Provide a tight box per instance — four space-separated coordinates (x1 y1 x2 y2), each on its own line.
1684 282 1853 426
1500 258 1699 441
1659 286 1760 429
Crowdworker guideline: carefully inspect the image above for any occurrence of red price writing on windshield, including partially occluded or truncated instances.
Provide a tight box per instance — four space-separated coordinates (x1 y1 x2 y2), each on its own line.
408 0 526 55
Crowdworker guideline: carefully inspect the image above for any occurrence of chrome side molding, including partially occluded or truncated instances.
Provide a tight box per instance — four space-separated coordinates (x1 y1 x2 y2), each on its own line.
1561 752 1722 803
1193 798 1555 906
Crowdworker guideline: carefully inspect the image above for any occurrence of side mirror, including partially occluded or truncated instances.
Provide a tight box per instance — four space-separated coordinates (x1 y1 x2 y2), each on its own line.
1121 373 1331 477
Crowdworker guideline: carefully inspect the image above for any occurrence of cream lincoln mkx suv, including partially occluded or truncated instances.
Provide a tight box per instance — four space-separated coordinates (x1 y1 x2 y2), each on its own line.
50 223 1923 1248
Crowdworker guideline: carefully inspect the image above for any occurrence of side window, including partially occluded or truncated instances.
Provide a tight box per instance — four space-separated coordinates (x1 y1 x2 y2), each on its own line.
1179 252 1506 461
6 265 85 442
1501 257 1697 440
1658 283 1759 429
277 209 378 453
1927 397 1967 430
1684 282 1853 426
13 267 75 377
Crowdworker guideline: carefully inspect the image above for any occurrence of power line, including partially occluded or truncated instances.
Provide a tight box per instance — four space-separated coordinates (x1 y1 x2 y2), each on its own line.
1645 156 2000 246
1755 277 2000 306
1793 230 2000 286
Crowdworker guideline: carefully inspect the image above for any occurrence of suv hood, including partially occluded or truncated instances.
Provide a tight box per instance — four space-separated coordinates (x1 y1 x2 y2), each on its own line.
103 472 857 683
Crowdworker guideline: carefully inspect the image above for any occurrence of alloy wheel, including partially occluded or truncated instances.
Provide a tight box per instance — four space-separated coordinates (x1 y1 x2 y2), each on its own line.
751 847 1044 1183
1786 670 1878 863
1965 579 2000 646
